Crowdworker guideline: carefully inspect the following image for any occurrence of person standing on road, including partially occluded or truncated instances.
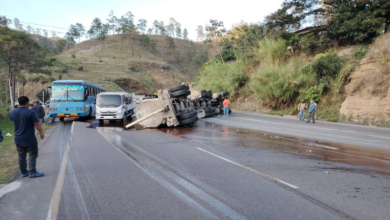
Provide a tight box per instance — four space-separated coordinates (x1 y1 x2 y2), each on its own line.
223 97 230 117
10 96 45 178
307 100 316 124
32 101 45 134
297 99 307 121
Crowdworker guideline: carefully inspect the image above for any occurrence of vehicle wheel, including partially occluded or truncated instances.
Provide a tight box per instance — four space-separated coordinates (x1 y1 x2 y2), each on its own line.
59 117 64 122
88 108 92 118
179 116 198 125
171 90 191 98
169 85 189 93
223 91 229 96
99 119 104 124
177 111 197 121
215 108 220 114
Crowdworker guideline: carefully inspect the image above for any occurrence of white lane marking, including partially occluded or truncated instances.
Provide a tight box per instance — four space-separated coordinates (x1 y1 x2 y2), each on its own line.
313 144 338 150
46 123 90 220
197 147 299 189
0 181 21 198
98 130 241 220
368 135 390 140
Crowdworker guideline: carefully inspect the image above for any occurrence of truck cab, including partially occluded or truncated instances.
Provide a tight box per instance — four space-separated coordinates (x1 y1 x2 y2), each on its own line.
96 92 136 123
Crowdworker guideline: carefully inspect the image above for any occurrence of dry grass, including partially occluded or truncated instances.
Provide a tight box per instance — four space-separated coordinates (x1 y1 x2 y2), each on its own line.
18 34 212 98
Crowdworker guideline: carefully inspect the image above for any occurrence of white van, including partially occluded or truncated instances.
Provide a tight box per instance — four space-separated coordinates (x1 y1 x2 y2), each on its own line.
96 92 136 123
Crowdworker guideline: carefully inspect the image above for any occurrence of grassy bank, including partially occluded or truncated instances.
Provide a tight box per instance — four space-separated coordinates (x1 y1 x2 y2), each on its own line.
0 120 53 184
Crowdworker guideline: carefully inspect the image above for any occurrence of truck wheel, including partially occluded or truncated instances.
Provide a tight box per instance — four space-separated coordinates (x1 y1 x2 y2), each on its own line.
60 117 64 122
179 116 198 126
171 90 191 98
169 85 189 93
177 111 197 121
99 119 104 124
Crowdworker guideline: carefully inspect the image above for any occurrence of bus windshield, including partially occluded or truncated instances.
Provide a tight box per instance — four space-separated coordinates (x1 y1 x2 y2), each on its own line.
51 84 85 101
97 95 121 108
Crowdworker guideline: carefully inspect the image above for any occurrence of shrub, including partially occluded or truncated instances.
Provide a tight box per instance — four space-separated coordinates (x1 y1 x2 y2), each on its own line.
59 75 62 80
77 66 83 71
311 52 344 82
71 54 76 58
250 57 313 108
196 59 246 97
253 38 289 64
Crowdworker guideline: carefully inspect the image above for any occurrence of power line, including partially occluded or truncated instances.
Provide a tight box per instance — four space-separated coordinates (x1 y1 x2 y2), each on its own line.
19 21 68 30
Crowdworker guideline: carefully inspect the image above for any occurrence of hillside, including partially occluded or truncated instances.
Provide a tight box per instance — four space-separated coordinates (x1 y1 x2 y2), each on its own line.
340 34 390 126
50 35 214 94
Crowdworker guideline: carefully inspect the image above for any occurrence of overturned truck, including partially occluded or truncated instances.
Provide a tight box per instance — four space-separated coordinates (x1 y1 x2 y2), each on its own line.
127 85 198 129
188 90 231 118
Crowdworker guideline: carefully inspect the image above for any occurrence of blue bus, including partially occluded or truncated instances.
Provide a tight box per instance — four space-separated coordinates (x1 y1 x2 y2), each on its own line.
49 80 106 121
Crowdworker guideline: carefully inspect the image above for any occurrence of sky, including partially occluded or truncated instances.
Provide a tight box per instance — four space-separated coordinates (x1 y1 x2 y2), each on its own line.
0 0 284 41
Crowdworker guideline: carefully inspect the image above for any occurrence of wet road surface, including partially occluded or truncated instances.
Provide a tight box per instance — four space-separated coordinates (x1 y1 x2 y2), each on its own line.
0 111 389 220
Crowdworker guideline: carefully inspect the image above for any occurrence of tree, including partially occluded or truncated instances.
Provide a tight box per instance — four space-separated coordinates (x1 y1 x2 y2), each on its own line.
55 39 67 54
153 20 160 35
64 32 76 50
88 18 103 38
168 18 177 37
205 19 226 42
137 19 147 34
0 16 8 26
116 13 136 51
147 28 153 35
159 21 166 35
107 10 117 35
43 29 48 38
264 0 321 33
176 24 182 39
27 25 32 33
98 23 110 47
75 23 85 43
0 26 44 108
196 25 204 41
36 28 41 35
51 31 57 38
325 0 390 45
183 28 189 40
13 18 20 29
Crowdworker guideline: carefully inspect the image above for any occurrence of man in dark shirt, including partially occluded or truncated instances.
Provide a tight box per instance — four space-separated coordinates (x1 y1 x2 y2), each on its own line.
32 101 45 134
10 96 45 178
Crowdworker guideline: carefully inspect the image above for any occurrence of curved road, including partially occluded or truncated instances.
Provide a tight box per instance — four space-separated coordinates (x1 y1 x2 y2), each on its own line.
0 111 389 220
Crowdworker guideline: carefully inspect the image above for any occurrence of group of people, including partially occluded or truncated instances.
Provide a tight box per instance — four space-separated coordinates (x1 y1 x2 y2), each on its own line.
3 96 46 178
298 99 317 123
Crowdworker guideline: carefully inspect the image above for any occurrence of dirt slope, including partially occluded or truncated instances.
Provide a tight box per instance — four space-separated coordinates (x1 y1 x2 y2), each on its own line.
340 34 390 126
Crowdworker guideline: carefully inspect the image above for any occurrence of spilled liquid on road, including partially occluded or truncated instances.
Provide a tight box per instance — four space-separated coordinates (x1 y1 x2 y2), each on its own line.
158 120 390 176
85 116 390 176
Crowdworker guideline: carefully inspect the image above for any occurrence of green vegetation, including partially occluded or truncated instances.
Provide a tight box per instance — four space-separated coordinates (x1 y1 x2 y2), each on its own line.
0 121 18 184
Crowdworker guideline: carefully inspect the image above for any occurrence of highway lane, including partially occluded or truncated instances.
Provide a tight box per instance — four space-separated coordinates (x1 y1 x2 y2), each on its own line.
206 110 390 149
0 112 389 220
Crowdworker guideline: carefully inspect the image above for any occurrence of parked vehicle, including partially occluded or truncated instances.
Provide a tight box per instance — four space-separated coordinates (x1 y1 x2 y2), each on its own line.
49 80 106 121
96 92 136 124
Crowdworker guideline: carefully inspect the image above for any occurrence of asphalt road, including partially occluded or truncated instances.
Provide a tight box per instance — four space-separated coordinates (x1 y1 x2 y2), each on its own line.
0 111 389 220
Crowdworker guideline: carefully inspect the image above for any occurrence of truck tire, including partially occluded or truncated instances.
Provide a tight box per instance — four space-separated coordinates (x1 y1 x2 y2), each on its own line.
179 116 198 126
60 117 64 122
171 90 191 98
169 85 189 93
177 111 197 121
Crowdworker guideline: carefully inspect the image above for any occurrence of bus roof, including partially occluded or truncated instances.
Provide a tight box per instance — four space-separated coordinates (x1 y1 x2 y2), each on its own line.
52 80 106 91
